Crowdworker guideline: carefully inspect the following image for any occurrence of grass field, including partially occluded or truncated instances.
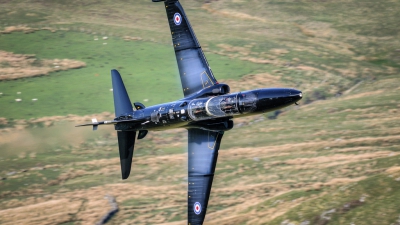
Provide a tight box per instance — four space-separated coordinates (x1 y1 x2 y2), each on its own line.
0 0 397 120
0 30 271 119
0 0 399 224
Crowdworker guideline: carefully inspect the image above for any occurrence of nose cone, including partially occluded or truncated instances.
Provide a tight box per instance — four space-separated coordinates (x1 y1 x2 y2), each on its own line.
256 88 303 113
290 89 302 102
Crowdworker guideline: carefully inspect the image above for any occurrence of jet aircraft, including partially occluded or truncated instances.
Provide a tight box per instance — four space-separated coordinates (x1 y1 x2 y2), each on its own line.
77 0 302 224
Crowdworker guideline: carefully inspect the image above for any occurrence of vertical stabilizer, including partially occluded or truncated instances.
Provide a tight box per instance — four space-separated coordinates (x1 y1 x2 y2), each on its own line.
111 69 133 118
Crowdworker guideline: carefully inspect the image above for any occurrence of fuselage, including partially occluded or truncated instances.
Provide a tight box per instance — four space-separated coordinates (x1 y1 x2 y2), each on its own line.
114 87 302 132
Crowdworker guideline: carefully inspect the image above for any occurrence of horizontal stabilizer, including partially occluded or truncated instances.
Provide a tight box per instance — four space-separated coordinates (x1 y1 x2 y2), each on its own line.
117 131 136 179
75 118 143 130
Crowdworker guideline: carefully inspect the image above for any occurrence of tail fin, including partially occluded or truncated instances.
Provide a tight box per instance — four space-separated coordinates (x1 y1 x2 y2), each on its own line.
111 69 133 118
112 69 136 179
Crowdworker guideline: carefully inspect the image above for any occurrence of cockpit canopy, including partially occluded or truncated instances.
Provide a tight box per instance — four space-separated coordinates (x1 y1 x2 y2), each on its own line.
188 91 257 121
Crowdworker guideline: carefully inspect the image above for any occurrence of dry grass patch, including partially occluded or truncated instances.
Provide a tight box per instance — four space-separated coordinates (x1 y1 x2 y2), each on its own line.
324 176 367 186
0 183 187 225
334 146 381 153
285 152 395 166
341 90 383 100
217 44 251 56
47 169 88 186
346 113 400 121
296 65 324 73
0 25 38 34
385 166 400 174
0 51 86 80
269 49 289 55
123 36 142 41
202 4 266 23
0 198 82 225
221 73 283 92
219 136 395 160
210 43 290 66
294 23 316 37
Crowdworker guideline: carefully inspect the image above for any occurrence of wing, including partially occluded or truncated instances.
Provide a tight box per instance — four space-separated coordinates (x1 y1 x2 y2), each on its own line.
159 0 218 97
188 128 224 225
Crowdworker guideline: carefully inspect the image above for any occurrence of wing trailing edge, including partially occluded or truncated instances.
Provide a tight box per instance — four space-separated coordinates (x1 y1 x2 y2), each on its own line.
155 0 218 97
188 129 224 225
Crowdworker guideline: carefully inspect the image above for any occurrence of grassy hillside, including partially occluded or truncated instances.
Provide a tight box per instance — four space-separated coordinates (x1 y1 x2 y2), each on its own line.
1 0 398 120
1 78 399 225
0 31 269 119
0 0 399 224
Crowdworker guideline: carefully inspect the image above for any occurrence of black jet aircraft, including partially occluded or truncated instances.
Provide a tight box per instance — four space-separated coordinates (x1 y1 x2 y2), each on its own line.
77 0 302 224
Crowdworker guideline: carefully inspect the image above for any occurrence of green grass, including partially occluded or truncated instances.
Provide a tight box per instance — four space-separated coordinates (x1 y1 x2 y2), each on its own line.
268 174 400 225
0 30 270 119
0 0 400 224
0 67 399 224
0 9 48 25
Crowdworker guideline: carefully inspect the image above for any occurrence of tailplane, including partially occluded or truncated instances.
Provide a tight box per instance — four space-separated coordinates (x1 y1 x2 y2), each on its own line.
117 130 136 179
111 69 136 179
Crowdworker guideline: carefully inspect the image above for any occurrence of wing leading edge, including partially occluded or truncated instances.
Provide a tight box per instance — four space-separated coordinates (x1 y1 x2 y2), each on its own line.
188 129 224 225
158 0 218 97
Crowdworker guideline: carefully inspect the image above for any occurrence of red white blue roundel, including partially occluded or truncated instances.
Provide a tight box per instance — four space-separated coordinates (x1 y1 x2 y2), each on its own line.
193 202 202 215
174 13 182 25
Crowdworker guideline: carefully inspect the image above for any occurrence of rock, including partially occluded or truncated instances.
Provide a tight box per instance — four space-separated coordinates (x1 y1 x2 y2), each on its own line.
7 171 16 176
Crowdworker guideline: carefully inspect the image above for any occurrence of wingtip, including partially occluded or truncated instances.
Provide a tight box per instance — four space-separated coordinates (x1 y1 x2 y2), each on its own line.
111 69 120 75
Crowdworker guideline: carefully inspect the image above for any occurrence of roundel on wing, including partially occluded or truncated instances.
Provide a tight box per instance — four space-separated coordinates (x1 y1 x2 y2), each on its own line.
174 13 182 25
193 202 202 215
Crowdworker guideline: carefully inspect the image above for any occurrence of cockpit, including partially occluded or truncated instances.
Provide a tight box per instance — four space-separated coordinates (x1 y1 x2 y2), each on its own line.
188 91 257 121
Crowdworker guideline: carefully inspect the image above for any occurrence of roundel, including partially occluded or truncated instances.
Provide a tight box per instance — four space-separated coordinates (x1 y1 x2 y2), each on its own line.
174 13 182 25
193 202 202 215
